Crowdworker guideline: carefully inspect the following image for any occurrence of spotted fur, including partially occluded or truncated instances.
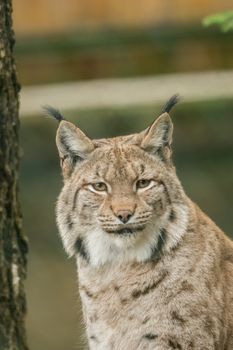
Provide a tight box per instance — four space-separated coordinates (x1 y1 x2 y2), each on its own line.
54 106 233 349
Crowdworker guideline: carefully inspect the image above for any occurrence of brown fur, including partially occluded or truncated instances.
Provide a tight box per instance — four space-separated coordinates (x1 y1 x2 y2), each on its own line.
54 110 233 349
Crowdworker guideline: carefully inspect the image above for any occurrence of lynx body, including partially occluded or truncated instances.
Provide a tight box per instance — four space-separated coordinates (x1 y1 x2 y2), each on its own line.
52 100 233 350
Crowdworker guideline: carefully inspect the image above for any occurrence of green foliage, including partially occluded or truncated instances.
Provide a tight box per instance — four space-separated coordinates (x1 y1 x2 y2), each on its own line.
203 11 233 32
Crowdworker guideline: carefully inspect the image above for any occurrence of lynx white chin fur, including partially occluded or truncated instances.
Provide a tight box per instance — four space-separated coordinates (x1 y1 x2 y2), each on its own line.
49 96 233 349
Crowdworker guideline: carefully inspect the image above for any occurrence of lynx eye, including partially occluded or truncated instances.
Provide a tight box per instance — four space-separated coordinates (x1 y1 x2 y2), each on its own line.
136 179 152 189
91 182 107 192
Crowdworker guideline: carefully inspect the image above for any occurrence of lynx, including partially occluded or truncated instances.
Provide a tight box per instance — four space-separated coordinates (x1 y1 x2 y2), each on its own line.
47 96 233 349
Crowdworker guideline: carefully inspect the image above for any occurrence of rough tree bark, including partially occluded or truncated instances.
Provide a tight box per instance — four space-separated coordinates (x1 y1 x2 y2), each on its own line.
0 1 28 349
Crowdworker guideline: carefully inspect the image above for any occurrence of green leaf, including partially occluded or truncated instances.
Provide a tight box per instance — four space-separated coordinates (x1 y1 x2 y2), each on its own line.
202 11 233 32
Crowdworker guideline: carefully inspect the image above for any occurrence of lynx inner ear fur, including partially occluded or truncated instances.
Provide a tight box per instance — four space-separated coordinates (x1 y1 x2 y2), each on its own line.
140 113 173 159
56 120 94 177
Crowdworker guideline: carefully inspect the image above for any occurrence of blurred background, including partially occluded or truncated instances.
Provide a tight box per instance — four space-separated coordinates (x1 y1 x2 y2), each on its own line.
13 0 233 349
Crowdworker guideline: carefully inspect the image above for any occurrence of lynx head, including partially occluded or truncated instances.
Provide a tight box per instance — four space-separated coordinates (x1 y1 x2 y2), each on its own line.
51 96 189 267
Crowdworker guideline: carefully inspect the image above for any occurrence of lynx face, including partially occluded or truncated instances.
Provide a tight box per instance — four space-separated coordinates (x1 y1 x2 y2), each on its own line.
55 113 188 266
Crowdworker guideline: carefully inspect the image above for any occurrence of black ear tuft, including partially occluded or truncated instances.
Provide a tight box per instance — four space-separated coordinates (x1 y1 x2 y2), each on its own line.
161 94 180 114
42 105 65 122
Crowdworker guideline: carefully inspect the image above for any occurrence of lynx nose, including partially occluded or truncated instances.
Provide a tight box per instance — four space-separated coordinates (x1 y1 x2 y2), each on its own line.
116 210 133 224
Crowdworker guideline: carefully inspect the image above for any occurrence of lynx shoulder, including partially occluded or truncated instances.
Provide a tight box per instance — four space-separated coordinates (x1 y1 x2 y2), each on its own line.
49 98 233 349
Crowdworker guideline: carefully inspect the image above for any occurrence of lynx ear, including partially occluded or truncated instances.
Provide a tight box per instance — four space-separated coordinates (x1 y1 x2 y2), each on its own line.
140 113 173 160
56 121 94 177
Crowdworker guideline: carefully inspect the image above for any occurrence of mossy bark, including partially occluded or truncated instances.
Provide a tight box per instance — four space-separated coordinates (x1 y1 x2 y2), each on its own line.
0 0 29 349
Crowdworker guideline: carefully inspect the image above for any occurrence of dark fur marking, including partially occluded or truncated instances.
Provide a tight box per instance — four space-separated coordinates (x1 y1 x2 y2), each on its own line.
151 228 167 259
171 310 186 324
58 133 84 170
131 270 168 299
169 209 176 222
59 133 77 157
179 280 194 293
142 316 150 324
157 179 172 205
204 315 214 336
163 183 172 205
72 187 81 211
90 335 99 343
95 165 101 177
168 280 194 301
80 285 96 299
140 164 145 174
156 147 166 162
158 228 166 251
142 333 158 340
162 125 169 144
188 340 194 348
66 214 73 230
153 198 163 212
168 339 182 349
75 238 89 261
72 154 83 164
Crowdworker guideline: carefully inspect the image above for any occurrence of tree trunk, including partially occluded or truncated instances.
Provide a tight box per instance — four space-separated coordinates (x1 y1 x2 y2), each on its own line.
0 0 29 349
